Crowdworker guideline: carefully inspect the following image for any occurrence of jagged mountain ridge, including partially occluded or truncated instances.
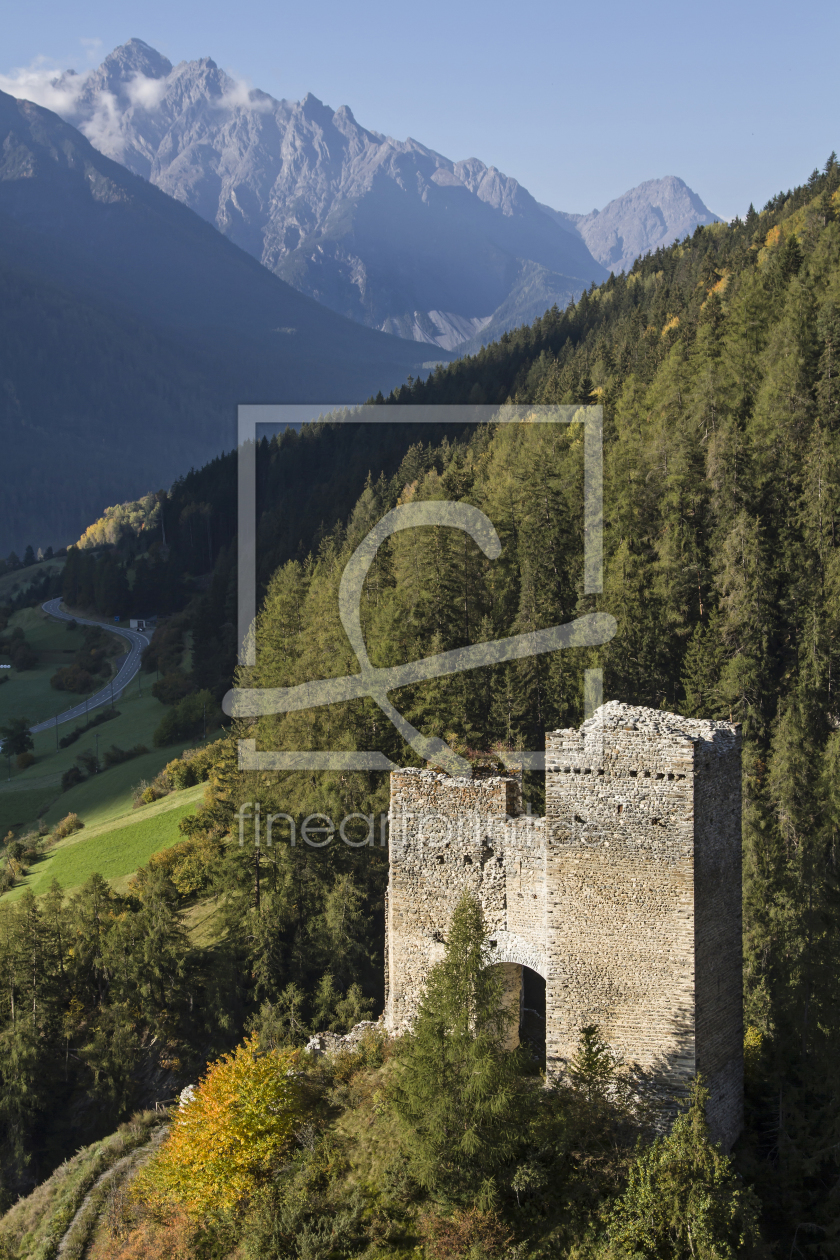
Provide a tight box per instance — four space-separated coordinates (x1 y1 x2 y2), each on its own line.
542 176 721 275
46 39 608 350
11 41 721 349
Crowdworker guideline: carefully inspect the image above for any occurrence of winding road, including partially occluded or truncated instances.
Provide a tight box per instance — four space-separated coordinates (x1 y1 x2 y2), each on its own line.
29 599 151 735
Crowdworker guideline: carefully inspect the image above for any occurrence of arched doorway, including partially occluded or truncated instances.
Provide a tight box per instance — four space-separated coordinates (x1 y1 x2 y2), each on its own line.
491 962 524 1051
488 961 546 1064
521 967 546 1066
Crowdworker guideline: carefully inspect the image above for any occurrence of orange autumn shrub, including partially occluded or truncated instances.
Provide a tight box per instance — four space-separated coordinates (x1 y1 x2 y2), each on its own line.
420 1206 512 1258
141 1033 304 1216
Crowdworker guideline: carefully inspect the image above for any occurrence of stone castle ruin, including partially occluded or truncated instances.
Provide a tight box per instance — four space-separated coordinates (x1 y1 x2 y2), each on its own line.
384 701 743 1149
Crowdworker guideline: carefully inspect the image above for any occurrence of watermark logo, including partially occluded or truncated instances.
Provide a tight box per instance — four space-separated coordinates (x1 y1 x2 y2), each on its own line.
234 802 607 850
223 405 616 775
236 801 389 848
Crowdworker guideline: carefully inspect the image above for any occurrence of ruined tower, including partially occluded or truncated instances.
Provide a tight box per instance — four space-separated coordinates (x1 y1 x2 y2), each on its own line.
384 701 743 1148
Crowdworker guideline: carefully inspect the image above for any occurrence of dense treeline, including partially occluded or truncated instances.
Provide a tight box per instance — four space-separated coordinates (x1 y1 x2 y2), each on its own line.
68 418 472 618
380 158 840 413
0 545 54 578
16 896 761 1259
0 873 191 1197
0 743 385 1204
66 418 475 704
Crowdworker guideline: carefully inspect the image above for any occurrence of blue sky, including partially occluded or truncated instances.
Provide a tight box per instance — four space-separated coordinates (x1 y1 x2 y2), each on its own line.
3 0 838 221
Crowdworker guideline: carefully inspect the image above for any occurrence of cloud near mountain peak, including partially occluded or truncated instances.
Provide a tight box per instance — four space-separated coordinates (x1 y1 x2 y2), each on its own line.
0 59 87 117
0 52 271 155
124 71 169 111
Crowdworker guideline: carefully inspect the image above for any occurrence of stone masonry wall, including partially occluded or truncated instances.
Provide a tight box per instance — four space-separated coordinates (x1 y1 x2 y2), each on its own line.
385 701 743 1149
386 769 546 1032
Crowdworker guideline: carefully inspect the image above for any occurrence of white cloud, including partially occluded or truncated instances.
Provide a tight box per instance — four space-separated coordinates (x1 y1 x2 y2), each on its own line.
126 72 169 111
0 51 275 167
216 78 274 113
78 91 126 161
0 58 89 117
0 58 129 159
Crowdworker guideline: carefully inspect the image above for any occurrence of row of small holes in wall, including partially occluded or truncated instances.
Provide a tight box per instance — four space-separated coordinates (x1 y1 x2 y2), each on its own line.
579 808 664 824
554 767 685 781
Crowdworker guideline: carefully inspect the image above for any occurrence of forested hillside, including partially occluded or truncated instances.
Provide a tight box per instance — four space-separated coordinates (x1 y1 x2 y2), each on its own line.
2 154 839 1257
233 153 840 1250
0 88 445 554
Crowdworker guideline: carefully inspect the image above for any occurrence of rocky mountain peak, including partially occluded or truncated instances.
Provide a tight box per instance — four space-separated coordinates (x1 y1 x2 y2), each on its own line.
541 175 720 274
46 40 608 347
95 37 173 85
299 91 331 118
27 40 717 349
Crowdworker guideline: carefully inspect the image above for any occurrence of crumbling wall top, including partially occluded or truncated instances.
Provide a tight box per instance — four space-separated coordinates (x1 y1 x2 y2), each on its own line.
554 701 740 751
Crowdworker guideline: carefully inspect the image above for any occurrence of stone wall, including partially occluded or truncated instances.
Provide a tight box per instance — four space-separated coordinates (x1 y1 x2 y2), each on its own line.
385 701 744 1149
385 769 546 1030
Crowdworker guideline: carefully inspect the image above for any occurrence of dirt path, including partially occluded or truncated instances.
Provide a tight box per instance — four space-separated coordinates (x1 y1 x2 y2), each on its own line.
55 1122 168 1259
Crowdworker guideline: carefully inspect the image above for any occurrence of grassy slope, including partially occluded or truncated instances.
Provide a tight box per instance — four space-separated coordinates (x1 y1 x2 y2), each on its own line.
0 1054 421 1260
0 558 64 604
5 605 84 652
1 606 221 923
0 688 201 838
0 606 212 838
5 783 205 901
0 1112 165 1260
0 606 90 725
0 602 132 729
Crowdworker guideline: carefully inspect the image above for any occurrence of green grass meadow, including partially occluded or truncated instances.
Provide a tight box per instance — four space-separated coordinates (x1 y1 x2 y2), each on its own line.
0 604 220 901
0 684 199 838
5 784 205 901
0 606 91 725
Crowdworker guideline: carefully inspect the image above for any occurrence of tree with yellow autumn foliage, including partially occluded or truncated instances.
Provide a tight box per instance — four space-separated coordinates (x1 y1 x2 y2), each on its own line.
143 1034 305 1216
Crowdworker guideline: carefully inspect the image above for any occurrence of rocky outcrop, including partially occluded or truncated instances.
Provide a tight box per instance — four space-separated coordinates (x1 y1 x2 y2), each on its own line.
15 41 719 347
305 1021 385 1058
30 39 605 349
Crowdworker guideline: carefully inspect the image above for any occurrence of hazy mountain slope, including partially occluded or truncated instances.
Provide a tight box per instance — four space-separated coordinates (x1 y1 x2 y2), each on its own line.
0 255 226 556
0 90 445 553
453 259 594 356
40 39 607 348
541 176 721 273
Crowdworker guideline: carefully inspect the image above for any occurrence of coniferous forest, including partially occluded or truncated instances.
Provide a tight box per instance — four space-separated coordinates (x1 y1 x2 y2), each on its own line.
0 157 839 1257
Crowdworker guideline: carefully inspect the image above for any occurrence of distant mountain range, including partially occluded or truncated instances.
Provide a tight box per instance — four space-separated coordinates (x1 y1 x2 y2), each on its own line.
0 40 723 551
26 39 720 351
0 90 447 553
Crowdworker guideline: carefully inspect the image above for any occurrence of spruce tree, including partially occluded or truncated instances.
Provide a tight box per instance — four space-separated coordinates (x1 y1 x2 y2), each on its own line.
390 893 527 1206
